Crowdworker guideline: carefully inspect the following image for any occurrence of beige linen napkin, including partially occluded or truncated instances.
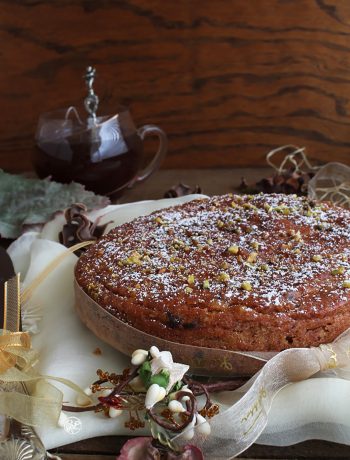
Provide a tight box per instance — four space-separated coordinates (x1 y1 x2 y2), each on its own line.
8 196 204 449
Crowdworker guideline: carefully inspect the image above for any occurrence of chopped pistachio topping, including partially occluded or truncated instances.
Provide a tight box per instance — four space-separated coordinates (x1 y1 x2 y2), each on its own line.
230 201 238 208
187 274 195 285
332 267 345 276
207 238 213 245
260 264 268 271
217 220 224 228
241 281 252 291
264 203 272 212
243 203 257 210
312 255 322 262
294 230 302 242
247 252 258 263
218 272 230 282
251 241 259 250
155 216 164 225
343 280 350 288
203 279 210 289
228 245 239 254
185 286 193 294
126 252 142 265
275 205 290 215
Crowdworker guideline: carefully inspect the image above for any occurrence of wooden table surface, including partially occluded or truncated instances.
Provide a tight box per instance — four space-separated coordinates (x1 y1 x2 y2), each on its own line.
3 168 350 459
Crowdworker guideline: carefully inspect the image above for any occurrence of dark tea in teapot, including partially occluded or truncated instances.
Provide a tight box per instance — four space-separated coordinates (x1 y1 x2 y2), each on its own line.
34 112 145 196
33 68 167 197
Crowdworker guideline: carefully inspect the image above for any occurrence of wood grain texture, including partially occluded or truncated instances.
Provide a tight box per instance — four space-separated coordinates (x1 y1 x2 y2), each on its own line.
1 0 350 172
55 435 350 458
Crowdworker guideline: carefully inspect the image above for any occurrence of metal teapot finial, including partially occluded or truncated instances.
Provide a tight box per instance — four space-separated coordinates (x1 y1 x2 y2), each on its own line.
84 66 99 122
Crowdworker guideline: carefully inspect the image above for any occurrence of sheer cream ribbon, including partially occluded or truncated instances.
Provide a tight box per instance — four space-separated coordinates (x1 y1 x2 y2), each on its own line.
0 241 94 427
174 329 350 459
0 331 91 426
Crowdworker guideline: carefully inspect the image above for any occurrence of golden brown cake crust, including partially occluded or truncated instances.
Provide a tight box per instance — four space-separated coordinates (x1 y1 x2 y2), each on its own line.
75 193 350 351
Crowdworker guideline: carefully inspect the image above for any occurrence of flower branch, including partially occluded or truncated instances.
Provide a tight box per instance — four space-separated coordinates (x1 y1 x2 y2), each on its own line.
61 345 248 458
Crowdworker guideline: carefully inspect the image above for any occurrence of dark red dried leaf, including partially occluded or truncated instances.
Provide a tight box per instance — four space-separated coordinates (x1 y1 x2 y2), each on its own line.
164 183 202 198
117 438 204 460
246 168 315 196
59 203 109 249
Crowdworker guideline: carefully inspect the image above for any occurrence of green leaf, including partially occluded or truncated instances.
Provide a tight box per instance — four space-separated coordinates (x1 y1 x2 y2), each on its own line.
139 360 152 388
139 363 170 390
150 369 170 389
170 380 183 393
0 170 109 239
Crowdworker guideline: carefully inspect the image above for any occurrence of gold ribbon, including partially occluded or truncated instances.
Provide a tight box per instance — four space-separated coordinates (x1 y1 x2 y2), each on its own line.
0 241 95 427
0 327 91 426
0 330 32 374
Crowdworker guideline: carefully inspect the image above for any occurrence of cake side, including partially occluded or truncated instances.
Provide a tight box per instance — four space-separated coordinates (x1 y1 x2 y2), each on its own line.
75 193 350 351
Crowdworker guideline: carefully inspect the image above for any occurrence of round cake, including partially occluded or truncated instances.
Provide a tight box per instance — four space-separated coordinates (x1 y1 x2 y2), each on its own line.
75 193 350 351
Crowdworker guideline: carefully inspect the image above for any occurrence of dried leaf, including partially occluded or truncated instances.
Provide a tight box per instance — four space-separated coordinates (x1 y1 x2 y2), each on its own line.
58 203 110 249
240 169 314 196
164 183 202 198
117 437 204 460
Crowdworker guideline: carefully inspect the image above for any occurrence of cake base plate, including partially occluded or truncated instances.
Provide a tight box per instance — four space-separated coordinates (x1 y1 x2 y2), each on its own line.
74 278 275 377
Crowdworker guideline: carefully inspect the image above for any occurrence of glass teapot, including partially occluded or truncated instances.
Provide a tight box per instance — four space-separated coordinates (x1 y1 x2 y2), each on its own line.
33 67 167 197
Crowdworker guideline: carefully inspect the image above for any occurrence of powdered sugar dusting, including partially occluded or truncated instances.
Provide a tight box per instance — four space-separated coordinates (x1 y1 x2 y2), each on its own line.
77 193 350 324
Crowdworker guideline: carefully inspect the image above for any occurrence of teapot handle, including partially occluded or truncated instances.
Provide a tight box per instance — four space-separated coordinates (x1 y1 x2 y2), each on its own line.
129 125 168 187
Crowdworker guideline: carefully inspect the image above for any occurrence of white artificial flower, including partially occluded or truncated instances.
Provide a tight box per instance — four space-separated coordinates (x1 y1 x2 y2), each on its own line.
150 350 189 393
76 387 92 406
109 407 123 418
168 400 185 413
196 413 211 435
181 416 196 441
131 349 148 366
145 383 167 409
150 346 161 358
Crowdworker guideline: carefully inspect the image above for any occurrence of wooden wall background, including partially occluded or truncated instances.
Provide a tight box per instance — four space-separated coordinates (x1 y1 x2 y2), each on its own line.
1 0 350 172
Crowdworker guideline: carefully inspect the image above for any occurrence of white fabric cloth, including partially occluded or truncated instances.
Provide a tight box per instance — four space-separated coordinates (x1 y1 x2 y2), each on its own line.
7 195 350 450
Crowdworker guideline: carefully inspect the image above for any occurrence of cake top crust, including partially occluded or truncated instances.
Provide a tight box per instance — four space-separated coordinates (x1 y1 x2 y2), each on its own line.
76 193 350 323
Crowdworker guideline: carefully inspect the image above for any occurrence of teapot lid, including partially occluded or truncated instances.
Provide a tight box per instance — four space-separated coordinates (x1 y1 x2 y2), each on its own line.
84 66 99 123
